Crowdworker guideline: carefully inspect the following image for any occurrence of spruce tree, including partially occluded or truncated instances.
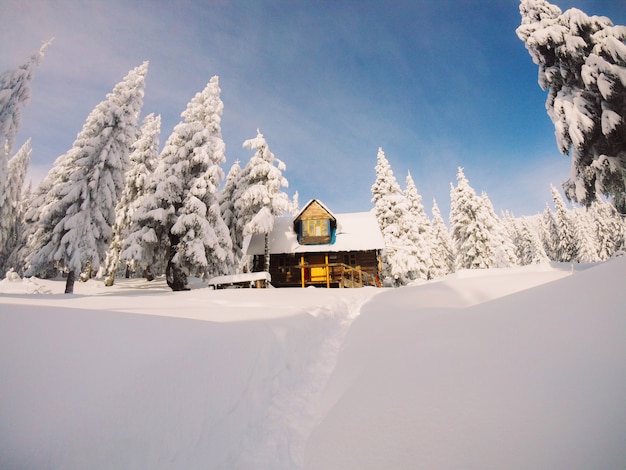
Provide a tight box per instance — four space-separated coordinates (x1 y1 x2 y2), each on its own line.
233 130 290 278
371 148 412 285
403 171 432 280
0 139 31 274
130 76 232 291
219 160 242 271
450 168 495 270
572 207 600 263
517 0 626 212
26 62 147 293
590 199 625 259
550 185 578 262
430 199 455 278
0 41 50 268
105 113 161 285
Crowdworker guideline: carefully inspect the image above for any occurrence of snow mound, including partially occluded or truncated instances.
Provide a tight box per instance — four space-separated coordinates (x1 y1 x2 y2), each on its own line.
1 260 624 469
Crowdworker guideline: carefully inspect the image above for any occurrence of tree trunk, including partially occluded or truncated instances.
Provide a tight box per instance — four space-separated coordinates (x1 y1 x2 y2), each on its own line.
263 232 270 288
65 270 76 294
143 267 155 282
166 233 189 291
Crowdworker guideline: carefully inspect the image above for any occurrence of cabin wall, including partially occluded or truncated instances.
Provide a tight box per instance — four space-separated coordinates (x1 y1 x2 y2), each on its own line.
253 250 381 288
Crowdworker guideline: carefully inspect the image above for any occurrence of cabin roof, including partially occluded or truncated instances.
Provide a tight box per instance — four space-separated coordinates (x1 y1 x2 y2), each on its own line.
293 199 336 222
245 209 385 255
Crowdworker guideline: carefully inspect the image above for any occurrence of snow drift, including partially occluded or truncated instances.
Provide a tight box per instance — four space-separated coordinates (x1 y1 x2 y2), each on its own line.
1 259 625 469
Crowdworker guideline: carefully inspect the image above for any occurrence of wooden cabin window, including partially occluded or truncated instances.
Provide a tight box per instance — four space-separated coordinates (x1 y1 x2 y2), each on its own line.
306 219 328 237
299 218 331 244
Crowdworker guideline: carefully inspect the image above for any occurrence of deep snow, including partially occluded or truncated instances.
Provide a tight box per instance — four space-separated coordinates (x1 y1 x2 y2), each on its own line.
1 259 625 469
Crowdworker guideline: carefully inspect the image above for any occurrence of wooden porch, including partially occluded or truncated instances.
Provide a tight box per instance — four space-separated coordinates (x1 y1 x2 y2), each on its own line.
254 252 381 288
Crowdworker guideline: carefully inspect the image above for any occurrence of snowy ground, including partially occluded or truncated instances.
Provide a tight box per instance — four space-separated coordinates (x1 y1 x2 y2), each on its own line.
1 259 625 469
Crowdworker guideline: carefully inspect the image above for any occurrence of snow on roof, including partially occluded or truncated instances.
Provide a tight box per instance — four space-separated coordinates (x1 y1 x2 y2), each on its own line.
246 210 385 255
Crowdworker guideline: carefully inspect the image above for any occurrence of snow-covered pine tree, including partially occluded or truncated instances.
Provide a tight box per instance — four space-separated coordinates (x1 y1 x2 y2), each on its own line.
517 0 626 212
450 168 494 270
0 139 31 275
234 130 290 279
590 199 625 259
550 185 578 262
0 41 50 267
0 40 51 157
512 216 549 265
572 206 600 263
219 159 242 272
449 168 515 270
371 147 413 285
541 204 559 260
403 171 432 280
480 192 518 267
131 76 232 291
429 198 455 278
26 62 147 293
105 113 161 285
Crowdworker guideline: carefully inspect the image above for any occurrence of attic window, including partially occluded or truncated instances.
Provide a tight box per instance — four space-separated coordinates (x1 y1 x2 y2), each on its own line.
305 219 328 237
299 218 332 245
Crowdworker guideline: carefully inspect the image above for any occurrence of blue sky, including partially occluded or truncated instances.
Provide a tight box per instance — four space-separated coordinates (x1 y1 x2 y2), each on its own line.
2 0 625 217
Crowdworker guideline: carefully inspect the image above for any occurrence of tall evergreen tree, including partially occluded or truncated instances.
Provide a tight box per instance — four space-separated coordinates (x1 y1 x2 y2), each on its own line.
430 198 455 278
572 207 600 262
550 185 578 262
512 216 549 265
590 199 625 259
480 192 518 267
541 204 559 260
0 40 51 157
219 159 242 272
105 113 161 285
517 0 626 212
130 76 232 291
26 62 147 293
0 139 31 274
371 147 412 285
403 171 432 280
450 168 496 270
0 41 50 265
233 130 290 278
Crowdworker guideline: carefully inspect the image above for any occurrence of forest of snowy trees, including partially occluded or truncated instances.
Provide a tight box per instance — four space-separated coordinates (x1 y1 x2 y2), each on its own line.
2 0 626 292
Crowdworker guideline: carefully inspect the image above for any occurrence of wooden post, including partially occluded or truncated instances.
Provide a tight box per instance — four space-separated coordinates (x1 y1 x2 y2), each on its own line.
301 255 305 288
325 254 330 288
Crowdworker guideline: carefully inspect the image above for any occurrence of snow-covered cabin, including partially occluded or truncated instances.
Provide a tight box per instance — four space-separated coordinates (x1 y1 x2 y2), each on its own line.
246 200 384 287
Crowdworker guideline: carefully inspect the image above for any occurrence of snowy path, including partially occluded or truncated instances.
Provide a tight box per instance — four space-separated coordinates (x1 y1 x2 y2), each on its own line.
235 291 378 469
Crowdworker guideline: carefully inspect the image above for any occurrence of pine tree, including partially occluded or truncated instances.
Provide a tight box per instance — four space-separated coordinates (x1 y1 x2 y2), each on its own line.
0 41 50 266
403 171 432 280
0 40 51 156
480 192 518 267
590 199 625 259
234 130 290 278
131 76 232 291
26 62 147 293
512 216 549 265
105 113 161 285
219 159 242 272
450 168 496 270
0 139 31 275
550 185 578 262
572 207 600 262
371 147 412 285
430 199 455 278
517 0 626 212
541 205 559 261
